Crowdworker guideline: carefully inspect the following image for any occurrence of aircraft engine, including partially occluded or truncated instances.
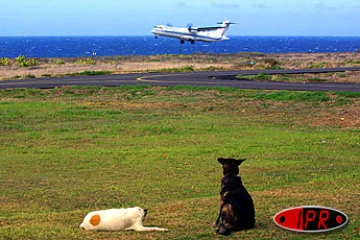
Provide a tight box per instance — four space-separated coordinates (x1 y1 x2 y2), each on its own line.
188 27 198 33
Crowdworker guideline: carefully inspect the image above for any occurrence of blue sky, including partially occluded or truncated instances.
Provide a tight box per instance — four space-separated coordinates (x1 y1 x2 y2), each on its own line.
1 0 359 36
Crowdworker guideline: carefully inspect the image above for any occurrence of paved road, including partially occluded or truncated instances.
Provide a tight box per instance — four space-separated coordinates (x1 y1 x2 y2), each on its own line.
1 67 360 92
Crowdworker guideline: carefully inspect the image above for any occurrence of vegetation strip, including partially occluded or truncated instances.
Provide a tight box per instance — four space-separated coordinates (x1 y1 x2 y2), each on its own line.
1 53 360 83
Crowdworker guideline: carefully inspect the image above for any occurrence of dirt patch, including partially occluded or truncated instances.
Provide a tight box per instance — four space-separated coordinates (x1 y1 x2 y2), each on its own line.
309 102 360 129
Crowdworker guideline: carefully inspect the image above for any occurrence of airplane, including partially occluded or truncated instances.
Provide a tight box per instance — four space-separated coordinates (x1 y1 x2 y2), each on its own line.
151 21 235 44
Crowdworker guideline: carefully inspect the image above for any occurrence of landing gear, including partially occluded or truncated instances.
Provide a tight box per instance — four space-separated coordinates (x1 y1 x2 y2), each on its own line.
190 40 195 44
180 40 185 44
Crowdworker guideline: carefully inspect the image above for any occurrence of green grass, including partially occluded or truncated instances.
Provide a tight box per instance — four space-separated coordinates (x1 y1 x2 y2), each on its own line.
237 73 272 81
237 74 335 83
254 91 331 102
308 62 327 69
156 65 195 73
0 86 359 239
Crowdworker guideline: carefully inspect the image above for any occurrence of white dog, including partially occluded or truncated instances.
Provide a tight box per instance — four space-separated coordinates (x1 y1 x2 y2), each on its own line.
80 207 168 232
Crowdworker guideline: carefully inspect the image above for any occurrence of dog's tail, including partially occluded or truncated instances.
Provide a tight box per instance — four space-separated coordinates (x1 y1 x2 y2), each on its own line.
137 226 169 232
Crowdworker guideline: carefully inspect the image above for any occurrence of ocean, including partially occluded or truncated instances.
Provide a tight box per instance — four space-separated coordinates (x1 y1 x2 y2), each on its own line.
0 36 359 58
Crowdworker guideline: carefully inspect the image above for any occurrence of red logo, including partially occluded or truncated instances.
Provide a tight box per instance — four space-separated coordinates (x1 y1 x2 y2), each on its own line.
274 206 348 233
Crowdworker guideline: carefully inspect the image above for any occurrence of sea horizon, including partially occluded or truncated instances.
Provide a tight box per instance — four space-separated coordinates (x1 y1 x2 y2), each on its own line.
1 36 359 58
1 35 360 37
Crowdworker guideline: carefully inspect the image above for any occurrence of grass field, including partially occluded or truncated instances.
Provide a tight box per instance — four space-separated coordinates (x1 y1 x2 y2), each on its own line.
0 85 359 239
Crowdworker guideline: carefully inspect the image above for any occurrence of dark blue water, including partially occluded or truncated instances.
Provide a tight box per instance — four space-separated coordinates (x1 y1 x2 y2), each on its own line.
0 36 359 58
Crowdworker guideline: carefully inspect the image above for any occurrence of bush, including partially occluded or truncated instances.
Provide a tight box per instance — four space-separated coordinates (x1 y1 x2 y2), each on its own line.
158 65 195 73
264 58 280 68
253 73 271 80
76 58 96 65
25 74 36 79
55 59 65 65
16 55 38 67
308 62 327 69
182 65 194 72
0 58 10 66
237 73 271 81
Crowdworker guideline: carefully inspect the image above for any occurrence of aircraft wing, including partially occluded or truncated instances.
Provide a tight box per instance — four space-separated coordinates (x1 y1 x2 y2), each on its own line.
189 26 223 32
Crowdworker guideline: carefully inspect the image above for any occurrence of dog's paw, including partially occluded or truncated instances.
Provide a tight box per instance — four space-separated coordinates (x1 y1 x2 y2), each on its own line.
212 222 219 228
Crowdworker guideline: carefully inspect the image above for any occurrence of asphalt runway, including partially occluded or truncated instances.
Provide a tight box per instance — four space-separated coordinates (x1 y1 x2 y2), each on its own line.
1 67 360 92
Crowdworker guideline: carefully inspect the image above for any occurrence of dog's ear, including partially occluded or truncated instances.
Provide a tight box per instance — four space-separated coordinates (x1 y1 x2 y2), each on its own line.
217 158 228 165
143 209 148 217
218 158 246 165
235 159 246 166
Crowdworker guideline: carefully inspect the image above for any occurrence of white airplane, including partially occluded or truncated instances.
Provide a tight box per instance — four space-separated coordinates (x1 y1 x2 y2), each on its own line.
151 21 235 44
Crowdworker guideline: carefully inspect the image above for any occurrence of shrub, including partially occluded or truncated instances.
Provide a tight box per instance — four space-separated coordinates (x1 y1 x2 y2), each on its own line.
237 73 271 81
308 62 327 69
182 65 194 72
16 55 38 67
264 58 280 68
76 58 96 65
0 58 10 66
55 59 65 65
201 66 218 71
158 65 195 73
25 74 36 79
253 73 271 80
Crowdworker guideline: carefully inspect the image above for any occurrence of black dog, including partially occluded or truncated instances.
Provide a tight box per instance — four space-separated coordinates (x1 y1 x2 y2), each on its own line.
213 158 255 235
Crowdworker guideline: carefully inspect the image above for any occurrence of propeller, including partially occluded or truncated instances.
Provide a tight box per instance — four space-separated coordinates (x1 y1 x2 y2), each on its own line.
187 23 196 32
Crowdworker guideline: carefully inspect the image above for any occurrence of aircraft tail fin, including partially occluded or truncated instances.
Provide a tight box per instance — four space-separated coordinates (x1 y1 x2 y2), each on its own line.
217 21 236 40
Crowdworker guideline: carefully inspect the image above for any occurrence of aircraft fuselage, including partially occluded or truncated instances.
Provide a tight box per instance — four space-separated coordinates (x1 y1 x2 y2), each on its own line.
151 21 233 44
